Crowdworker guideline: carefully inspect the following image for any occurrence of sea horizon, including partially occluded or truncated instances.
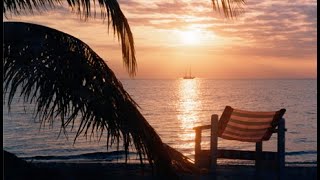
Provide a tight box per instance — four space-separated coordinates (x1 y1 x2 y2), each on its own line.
3 79 317 166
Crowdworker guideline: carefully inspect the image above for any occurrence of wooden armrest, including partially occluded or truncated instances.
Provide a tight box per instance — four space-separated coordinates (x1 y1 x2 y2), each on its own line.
193 114 219 131
271 128 287 133
193 125 211 131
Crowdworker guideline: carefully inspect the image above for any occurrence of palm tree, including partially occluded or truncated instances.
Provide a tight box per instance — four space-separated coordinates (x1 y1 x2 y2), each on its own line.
3 0 245 177
4 21 194 176
4 0 137 76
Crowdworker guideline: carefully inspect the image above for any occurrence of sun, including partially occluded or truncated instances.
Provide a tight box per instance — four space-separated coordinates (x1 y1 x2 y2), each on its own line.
180 30 201 45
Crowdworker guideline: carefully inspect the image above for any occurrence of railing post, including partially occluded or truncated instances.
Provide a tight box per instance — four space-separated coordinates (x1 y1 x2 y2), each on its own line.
210 114 219 171
195 128 201 167
277 118 285 180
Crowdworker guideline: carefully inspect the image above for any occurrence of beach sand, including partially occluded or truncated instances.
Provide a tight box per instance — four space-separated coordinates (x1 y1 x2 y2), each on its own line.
5 161 317 180
4 150 317 180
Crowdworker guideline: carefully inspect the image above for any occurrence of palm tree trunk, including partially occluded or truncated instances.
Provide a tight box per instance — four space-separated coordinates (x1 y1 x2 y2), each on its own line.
125 102 177 177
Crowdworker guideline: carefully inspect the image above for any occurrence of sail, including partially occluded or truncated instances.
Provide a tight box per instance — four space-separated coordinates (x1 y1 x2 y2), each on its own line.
183 66 195 79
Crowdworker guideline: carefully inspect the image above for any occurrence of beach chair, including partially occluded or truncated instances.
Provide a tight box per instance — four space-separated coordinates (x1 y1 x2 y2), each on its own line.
193 106 286 179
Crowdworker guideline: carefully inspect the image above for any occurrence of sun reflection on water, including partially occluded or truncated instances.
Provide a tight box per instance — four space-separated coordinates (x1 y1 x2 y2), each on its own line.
176 79 202 157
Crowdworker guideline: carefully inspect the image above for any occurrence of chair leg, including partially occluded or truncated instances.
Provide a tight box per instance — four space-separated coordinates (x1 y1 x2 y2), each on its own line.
195 129 201 167
255 142 262 177
277 118 285 180
210 114 219 171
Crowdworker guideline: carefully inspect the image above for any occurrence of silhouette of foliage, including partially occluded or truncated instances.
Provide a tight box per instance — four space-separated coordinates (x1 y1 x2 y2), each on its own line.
3 22 198 177
4 0 136 76
211 0 245 18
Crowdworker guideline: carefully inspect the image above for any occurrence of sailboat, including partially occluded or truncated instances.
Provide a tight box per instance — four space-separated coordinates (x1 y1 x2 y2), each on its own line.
183 67 195 79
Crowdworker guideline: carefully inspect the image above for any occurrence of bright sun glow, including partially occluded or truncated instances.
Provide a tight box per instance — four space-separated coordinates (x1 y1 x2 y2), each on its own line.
180 30 201 45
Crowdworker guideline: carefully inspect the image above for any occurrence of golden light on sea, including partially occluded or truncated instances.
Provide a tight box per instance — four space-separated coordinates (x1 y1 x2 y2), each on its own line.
176 79 202 156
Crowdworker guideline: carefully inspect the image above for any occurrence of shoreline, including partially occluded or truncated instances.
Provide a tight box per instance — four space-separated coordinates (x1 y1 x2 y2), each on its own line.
4 150 317 179
18 150 317 167
24 159 317 168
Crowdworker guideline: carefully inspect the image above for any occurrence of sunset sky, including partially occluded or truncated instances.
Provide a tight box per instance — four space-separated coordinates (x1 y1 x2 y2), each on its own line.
4 0 317 79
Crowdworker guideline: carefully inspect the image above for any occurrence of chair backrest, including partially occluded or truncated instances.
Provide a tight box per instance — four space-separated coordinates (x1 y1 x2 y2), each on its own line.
218 106 286 142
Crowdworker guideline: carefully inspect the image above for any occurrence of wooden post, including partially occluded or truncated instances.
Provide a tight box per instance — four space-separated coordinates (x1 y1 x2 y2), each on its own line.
255 141 262 177
277 118 285 180
195 128 201 167
210 114 219 171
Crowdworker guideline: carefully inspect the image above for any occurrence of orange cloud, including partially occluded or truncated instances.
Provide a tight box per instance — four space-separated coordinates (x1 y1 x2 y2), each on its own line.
4 0 317 79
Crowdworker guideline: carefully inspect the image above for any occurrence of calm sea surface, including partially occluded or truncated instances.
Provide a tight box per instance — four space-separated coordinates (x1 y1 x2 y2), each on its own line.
3 79 317 165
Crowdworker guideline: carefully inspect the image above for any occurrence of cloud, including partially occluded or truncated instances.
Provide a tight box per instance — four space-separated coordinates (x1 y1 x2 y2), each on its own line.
116 0 316 59
3 0 317 78
203 0 317 59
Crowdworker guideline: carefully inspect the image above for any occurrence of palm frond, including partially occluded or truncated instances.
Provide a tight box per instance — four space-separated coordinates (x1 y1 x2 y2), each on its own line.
211 0 246 18
3 0 136 76
3 22 198 176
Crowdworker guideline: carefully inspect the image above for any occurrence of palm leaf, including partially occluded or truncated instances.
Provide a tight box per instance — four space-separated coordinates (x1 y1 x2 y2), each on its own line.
4 0 136 76
211 0 246 18
3 22 198 176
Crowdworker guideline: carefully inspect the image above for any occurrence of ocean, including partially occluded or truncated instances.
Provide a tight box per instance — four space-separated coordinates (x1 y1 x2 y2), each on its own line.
3 79 317 166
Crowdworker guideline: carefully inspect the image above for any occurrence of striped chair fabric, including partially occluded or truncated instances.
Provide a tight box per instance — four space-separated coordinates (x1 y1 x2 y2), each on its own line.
218 106 286 142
